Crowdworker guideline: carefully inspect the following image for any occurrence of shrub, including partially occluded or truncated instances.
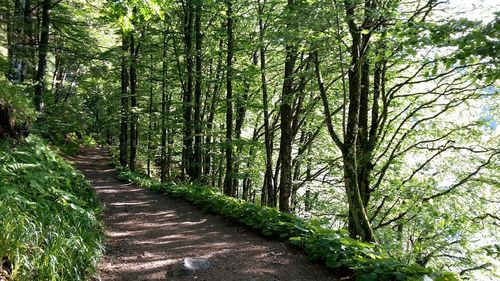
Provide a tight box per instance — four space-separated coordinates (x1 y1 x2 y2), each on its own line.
0 136 104 280
0 77 35 140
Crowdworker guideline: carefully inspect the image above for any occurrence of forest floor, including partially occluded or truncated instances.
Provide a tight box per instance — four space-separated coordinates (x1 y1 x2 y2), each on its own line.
67 148 342 281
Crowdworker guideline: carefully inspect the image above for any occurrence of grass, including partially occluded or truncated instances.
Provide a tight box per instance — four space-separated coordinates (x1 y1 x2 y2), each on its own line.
0 135 104 280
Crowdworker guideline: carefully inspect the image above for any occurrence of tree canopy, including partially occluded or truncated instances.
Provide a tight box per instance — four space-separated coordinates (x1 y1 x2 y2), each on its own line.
1 0 499 279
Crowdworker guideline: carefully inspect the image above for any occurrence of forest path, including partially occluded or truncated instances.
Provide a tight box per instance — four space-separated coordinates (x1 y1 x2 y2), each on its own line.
67 148 341 281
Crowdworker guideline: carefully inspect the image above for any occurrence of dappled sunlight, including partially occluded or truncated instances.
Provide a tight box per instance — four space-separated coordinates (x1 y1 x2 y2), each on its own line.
71 148 339 281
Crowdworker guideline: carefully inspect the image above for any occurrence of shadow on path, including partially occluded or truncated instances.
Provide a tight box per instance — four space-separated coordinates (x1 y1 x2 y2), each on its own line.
68 148 341 281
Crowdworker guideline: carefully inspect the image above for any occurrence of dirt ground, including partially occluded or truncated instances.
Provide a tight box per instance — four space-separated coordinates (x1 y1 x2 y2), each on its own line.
68 148 343 281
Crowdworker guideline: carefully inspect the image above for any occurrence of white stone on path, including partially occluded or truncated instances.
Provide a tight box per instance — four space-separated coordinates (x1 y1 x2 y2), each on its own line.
166 257 211 279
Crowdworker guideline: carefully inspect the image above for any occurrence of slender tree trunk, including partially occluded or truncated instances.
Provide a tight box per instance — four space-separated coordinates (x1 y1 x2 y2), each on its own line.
182 0 194 180
272 153 280 207
147 52 154 177
356 50 372 208
7 0 22 82
160 27 168 183
304 151 312 211
33 0 50 112
63 66 80 102
53 62 68 104
9 0 28 82
129 29 139 171
278 0 297 213
193 0 203 181
242 122 258 201
258 0 273 207
290 130 305 211
243 176 251 201
119 32 130 167
204 39 223 183
6 0 13 78
233 81 249 197
217 124 225 189
223 0 234 197
23 0 34 80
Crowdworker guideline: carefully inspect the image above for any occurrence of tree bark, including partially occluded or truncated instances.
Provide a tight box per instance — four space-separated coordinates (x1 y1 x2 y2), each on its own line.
147 52 154 177
204 39 224 184
223 0 235 197
182 0 194 180
129 29 139 171
119 32 130 167
33 0 50 112
7 0 23 82
343 0 376 241
232 80 250 197
278 0 297 213
258 0 273 207
193 0 203 181
160 26 168 182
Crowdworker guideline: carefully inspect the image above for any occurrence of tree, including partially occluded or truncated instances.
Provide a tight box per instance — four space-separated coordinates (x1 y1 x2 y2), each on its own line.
4 0 496 277
257 0 273 207
33 0 51 112
119 31 130 167
182 0 194 180
128 17 139 171
223 0 235 197
277 0 297 213
193 0 203 180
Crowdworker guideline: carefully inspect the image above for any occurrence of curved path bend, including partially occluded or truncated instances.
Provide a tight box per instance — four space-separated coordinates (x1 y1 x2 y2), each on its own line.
68 148 341 281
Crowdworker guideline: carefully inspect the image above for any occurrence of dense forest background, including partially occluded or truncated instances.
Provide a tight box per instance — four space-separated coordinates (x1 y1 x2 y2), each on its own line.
0 0 498 279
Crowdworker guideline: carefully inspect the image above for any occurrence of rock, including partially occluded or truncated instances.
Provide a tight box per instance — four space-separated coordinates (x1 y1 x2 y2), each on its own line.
248 276 279 281
166 257 211 279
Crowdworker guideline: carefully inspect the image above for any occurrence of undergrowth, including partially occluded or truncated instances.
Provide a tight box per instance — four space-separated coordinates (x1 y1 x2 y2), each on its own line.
115 166 459 281
0 136 104 280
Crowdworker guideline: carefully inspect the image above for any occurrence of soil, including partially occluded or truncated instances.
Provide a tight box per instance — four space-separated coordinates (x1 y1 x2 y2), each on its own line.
68 148 344 281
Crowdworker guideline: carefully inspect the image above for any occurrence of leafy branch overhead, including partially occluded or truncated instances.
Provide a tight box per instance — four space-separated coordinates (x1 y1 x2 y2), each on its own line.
1 0 498 279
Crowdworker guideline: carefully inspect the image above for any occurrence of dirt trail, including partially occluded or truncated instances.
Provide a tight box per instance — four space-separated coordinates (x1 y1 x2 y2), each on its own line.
68 148 341 281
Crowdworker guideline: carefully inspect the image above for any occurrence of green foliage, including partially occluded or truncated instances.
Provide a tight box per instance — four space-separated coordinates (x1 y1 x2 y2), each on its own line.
31 101 98 155
0 76 36 130
56 132 97 155
34 102 85 137
115 167 459 281
0 135 104 280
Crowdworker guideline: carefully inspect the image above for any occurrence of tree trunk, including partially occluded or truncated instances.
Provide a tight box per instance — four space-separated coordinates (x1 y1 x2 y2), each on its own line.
233 81 249 197
258 0 273 207
6 0 13 79
6 0 20 82
356 50 372 208
218 123 225 189
33 0 50 112
204 39 223 184
147 52 154 177
290 130 305 211
278 0 297 212
242 122 258 201
160 27 168 183
343 13 376 241
119 32 130 167
193 0 203 181
8 0 28 82
223 0 234 197
53 64 68 104
182 0 194 180
270 149 280 207
129 29 139 171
